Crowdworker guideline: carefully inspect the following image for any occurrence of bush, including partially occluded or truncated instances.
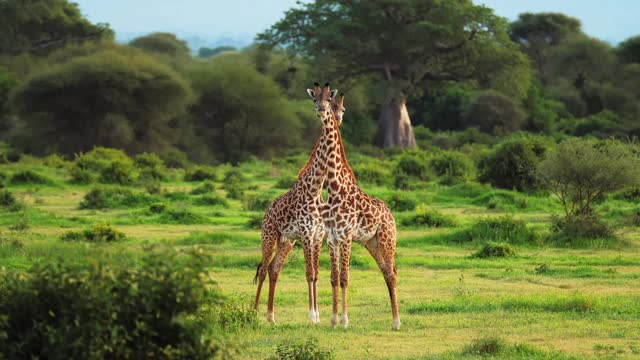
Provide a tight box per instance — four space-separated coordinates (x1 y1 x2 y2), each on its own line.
269 338 334 360
472 242 516 258
211 302 259 331
274 174 297 189
402 205 456 227
79 187 157 209
193 195 228 207
385 192 417 212
60 223 126 243
134 152 166 180
223 168 247 199
0 189 21 210
184 166 217 182
451 216 540 245
190 181 215 195
393 151 429 180
99 160 135 185
161 148 189 169
157 208 208 224
352 163 391 185
0 249 222 359
10 170 51 185
548 214 615 245
72 148 135 184
429 151 473 180
463 91 526 135
244 194 273 212
478 136 549 191
42 154 68 168
148 203 167 213
246 214 263 229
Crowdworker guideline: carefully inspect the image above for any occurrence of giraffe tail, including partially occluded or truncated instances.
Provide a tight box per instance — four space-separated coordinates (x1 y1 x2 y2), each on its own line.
253 262 262 285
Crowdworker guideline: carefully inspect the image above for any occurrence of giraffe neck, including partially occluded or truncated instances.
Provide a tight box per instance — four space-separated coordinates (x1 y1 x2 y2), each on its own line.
296 114 340 197
325 113 357 196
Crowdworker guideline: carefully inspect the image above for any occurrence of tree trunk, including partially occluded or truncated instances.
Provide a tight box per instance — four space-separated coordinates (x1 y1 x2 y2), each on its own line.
376 98 416 148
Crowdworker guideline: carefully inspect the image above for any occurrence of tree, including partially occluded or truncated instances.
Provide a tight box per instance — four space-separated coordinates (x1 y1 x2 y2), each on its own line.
129 33 191 58
509 13 582 80
0 0 112 56
188 61 302 163
198 46 236 58
538 138 640 219
616 35 640 64
259 0 530 148
11 47 191 155
463 91 527 135
0 66 18 134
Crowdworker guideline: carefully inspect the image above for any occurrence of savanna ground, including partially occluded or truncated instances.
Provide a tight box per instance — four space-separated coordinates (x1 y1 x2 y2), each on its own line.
1 153 639 359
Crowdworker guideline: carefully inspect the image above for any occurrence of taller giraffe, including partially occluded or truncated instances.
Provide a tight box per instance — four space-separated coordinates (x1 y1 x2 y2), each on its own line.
323 94 401 330
254 83 340 324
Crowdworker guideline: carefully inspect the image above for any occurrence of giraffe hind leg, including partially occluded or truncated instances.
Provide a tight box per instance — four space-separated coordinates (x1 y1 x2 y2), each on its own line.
254 223 279 311
365 223 400 330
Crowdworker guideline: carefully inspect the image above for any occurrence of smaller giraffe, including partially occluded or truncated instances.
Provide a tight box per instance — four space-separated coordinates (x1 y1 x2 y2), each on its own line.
254 83 340 324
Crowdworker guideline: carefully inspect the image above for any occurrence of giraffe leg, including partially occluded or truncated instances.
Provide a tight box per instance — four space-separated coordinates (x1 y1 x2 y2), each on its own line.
302 234 320 324
254 222 279 310
328 237 340 327
312 238 323 323
365 223 400 330
339 239 352 328
267 237 295 324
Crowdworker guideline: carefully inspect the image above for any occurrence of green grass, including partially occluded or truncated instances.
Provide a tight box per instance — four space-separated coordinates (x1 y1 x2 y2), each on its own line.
1 156 639 359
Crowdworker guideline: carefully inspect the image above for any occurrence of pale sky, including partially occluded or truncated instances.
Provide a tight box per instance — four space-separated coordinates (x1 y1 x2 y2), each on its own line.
75 0 639 45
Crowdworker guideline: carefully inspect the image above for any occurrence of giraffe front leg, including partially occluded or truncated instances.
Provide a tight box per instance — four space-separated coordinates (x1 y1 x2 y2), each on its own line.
302 237 318 324
312 238 323 323
267 238 295 324
340 239 352 328
328 238 340 328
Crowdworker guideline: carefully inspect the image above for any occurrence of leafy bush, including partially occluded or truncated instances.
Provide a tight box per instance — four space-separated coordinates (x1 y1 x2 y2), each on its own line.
161 148 189 169
193 195 228 207
79 187 157 209
244 194 273 211
472 242 516 258
548 214 615 245
352 163 391 185
190 181 215 195
42 154 68 168
10 170 51 185
429 151 473 180
625 208 640 227
402 205 456 227
211 301 259 331
157 208 208 224
274 174 297 189
246 214 263 229
134 152 166 180
60 223 126 243
223 168 247 199
269 338 334 360
72 148 135 184
385 192 417 212
184 166 217 182
0 189 22 210
0 249 222 359
393 151 429 180
451 216 540 245
148 203 167 213
478 136 549 191
99 160 135 185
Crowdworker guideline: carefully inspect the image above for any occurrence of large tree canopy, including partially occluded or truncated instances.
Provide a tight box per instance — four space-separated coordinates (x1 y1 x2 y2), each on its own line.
259 0 530 147
11 47 191 155
0 0 113 56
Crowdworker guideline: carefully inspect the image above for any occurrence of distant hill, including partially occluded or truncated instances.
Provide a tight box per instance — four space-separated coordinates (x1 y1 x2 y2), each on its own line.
116 32 254 53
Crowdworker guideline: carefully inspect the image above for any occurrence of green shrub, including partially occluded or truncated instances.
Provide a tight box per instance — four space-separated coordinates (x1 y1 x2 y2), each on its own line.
429 151 473 179
478 136 549 191
148 203 167 213
0 249 222 359
244 194 273 211
385 192 417 212
473 191 530 211
184 166 217 181
211 301 259 331
451 216 540 245
71 148 135 184
61 223 126 243
402 205 456 227
463 336 507 356
353 163 391 185
157 208 208 224
274 174 297 189
269 338 334 360
162 191 190 201
625 208 640 227
79 187 157 209
548 214 615 245
99 160 135 185
472 242 516 258
246 214 263 229
393 151 429 180
161 148 189 169
42 154 68 168
0 189 19 209
134 153 166 180
616 187 640 202
10 170 51 185
190 181 215 195
193 194 228 207
69 167 96 183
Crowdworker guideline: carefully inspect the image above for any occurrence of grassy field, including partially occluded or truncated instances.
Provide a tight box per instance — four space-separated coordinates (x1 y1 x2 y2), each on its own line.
1 154 639 359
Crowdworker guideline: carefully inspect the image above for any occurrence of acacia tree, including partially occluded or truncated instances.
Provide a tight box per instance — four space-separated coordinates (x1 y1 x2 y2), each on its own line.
0 0 112 56
259 0 529 147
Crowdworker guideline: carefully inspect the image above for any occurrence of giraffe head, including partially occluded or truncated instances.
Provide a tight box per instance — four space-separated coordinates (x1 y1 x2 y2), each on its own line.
331 93 346 125
306 82 338 123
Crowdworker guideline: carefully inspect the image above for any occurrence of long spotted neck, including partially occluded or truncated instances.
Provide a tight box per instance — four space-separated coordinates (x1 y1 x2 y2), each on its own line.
325 110 357 197
297 112 340 197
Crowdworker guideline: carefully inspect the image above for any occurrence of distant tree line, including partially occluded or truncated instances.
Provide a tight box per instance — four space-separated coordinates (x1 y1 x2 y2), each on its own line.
0 0 639 164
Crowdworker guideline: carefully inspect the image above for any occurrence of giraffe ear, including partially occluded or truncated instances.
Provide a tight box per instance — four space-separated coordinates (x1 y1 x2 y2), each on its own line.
329 89 338 100
306 89 315 100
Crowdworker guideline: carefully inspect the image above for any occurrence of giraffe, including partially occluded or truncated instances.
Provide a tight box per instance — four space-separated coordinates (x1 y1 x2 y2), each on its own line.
253 82 340 325
322 94 401 330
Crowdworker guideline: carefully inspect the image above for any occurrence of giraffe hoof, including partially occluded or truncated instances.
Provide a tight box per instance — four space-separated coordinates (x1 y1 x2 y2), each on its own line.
330 314 338 328
341 315 349 328
391 318 401 331
267 312 275 324
315 311 321 324
308 310 317 323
